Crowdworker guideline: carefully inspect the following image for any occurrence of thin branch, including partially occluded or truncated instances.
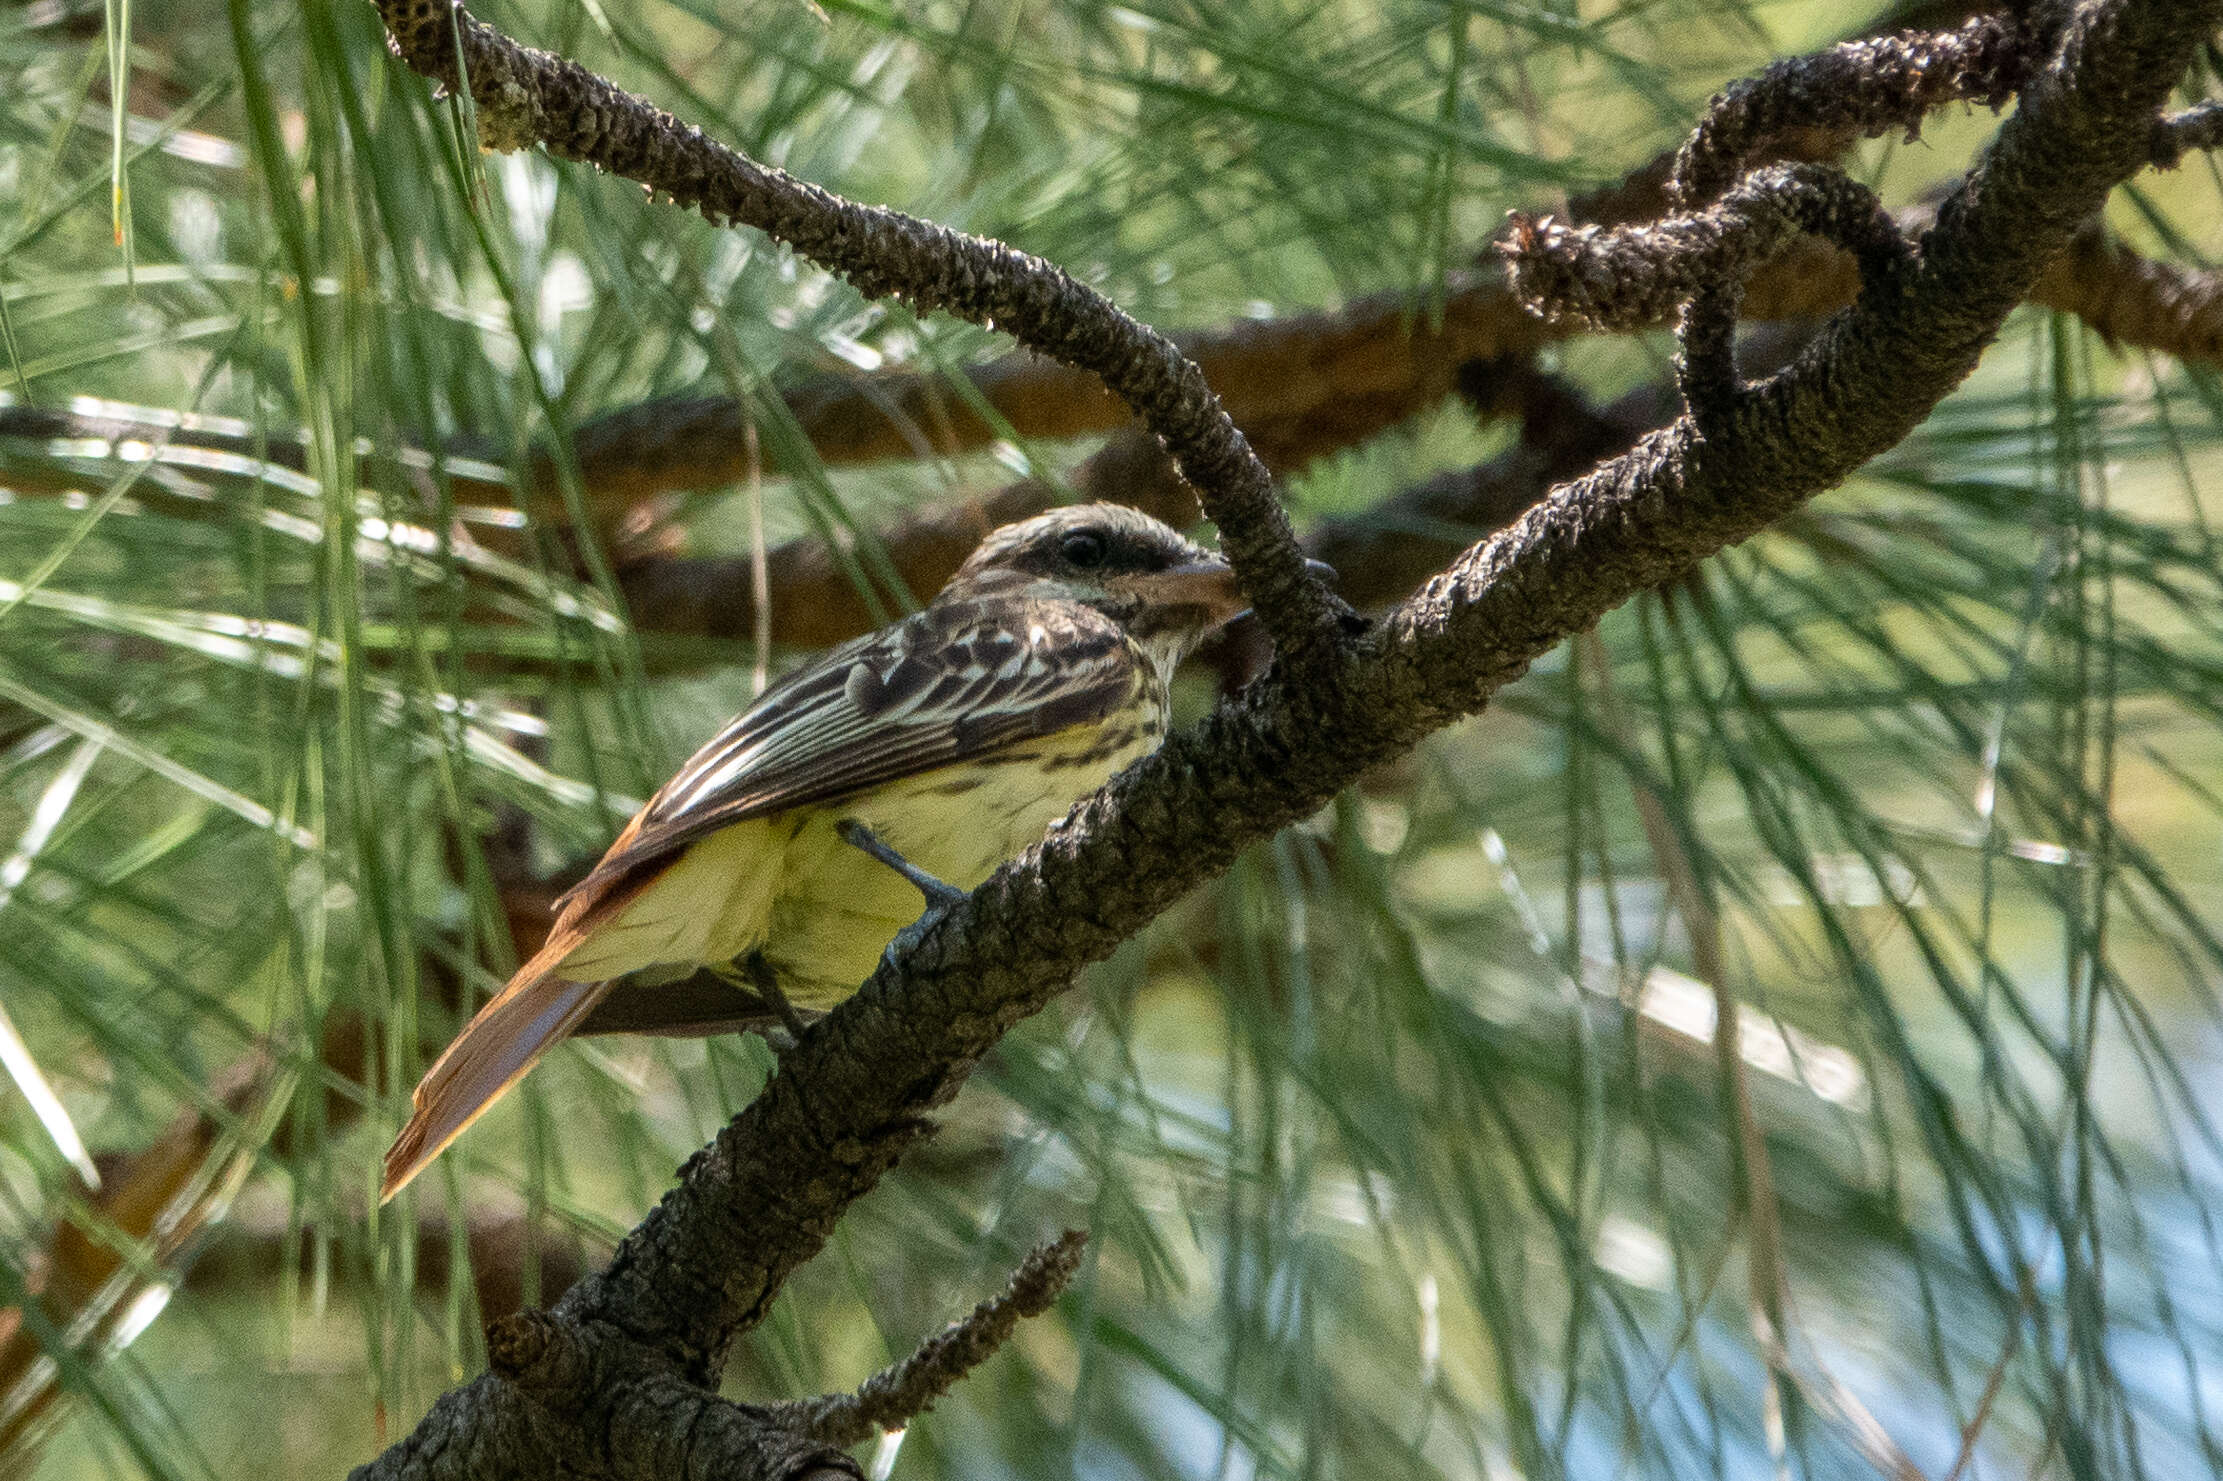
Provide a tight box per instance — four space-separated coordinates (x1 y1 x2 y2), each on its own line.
2036 218 2223 359
1504 165 1911 335
780 1230 1087 1449
1671 13 2037 207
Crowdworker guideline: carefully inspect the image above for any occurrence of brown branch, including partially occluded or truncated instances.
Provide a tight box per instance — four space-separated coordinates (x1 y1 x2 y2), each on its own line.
435 1228 1087 1479
703 206 2213 648
2036 218 2223 358
0 1042 287 1458
16 213 2219 671
615 427 1198 651
5 4 2015 552
1502 164 1911 334
0 118 1857 568
1308 363 1666 610
1670 13 2036 208
347 2 2221 1478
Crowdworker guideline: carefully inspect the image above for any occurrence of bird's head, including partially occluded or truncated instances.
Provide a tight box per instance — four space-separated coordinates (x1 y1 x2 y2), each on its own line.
943 503 1256 669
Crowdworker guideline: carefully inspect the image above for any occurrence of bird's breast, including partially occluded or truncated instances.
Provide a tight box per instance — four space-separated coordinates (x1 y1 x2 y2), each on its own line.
763 702 1165 1002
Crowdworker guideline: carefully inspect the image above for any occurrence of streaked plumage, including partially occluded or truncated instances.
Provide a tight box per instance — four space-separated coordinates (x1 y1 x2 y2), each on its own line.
381 504 1254 1201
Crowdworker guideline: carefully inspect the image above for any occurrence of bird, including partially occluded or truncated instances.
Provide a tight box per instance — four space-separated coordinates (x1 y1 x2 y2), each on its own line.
381 502 1288 1201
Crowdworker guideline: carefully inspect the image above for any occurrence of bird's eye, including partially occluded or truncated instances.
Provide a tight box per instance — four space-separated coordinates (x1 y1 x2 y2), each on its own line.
1060 531 1108 568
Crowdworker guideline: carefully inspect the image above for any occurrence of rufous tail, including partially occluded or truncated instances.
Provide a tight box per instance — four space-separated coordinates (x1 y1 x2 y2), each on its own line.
379 927 617 1202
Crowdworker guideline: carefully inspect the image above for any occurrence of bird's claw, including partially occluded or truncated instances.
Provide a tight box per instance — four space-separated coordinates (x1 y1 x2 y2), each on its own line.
837 819 967 909
883 896 956 966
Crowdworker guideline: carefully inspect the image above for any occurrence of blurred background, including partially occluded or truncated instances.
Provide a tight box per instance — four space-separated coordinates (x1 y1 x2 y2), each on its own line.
3 0 2222 1477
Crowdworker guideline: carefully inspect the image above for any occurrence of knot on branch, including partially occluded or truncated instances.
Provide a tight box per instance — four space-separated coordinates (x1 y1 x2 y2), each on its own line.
1502 164 1909 335
780 1229 1088 1449
1673 14 2038 207
485 1308 593 1397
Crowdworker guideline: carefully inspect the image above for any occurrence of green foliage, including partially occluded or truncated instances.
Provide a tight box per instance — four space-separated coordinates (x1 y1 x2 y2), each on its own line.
2 1 2221 1478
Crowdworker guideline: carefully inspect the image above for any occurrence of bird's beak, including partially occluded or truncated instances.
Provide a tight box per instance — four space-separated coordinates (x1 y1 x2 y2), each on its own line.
1139 555 1338 629
1143 558 1249 626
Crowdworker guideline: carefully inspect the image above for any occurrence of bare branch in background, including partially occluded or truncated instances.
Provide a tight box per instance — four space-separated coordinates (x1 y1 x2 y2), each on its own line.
10 218 2220 659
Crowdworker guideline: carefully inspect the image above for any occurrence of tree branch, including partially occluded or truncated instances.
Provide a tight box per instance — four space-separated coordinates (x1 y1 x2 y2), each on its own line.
1502 164 1912 334
1669 13 2037 208
779 1230 1087 1449
347 2 2220 1476
13 196 2220 663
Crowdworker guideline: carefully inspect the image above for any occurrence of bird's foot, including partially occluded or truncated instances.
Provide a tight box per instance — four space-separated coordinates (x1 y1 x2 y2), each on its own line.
882 897 956 965
755 975 813 1044
836 819 967 909
714 955 813 1046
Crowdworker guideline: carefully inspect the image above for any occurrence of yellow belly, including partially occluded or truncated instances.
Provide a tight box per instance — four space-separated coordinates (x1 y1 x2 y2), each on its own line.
556 718 1155 1007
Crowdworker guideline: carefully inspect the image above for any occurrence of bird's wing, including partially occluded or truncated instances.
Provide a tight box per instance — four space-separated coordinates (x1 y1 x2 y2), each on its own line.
554 597 1141 912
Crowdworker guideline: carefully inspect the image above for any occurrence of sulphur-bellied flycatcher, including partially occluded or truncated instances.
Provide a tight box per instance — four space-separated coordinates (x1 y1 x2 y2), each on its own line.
381 504 1274 1200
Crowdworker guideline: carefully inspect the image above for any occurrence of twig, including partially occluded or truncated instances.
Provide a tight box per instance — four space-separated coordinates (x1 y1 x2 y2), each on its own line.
1503 165 1910 335
1672 14 2036 207
782 1230 1087 1448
